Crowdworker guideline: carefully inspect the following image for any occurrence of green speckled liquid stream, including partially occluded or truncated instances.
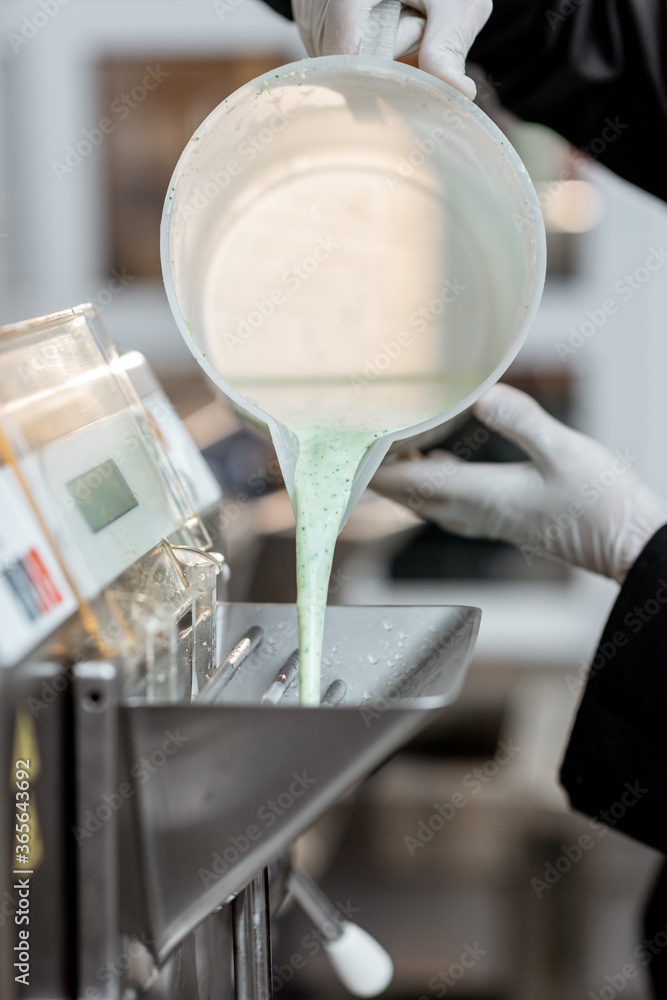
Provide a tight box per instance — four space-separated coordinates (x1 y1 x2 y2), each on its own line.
293 424 382 705
233 374 484 705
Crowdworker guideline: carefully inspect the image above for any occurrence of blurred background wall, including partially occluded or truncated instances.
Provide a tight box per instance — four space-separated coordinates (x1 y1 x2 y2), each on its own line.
2 2 667 996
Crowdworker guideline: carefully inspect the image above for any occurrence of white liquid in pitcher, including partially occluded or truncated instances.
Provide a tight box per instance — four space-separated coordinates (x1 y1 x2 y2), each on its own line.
232 373 483 705
201 153 490 702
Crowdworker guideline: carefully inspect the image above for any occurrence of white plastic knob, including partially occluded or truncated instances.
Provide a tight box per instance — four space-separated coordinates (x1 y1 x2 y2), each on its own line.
324 922 394 997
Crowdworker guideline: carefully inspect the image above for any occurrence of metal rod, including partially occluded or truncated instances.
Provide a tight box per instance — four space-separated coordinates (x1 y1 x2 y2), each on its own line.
288 868 343 942
260 651 299 705
321 679 347 707
232 868 273 1000
196 625 263 704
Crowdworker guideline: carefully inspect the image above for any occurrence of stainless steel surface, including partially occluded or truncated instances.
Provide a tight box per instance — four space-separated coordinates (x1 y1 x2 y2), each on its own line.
118 602 480 962
232 869 273 1000
197 625 264 705
73 662 121 1000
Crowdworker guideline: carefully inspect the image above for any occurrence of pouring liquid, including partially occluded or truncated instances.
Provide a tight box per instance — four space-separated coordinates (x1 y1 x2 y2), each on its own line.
233 373 483 705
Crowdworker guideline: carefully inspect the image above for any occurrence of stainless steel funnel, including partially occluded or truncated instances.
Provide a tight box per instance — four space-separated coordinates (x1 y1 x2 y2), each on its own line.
119 603 480 963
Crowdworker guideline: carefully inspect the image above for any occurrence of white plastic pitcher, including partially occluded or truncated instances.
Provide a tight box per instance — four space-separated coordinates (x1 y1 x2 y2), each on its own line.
161 19 546 526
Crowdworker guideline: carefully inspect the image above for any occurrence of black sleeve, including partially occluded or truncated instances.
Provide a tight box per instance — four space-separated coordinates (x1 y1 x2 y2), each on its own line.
263 0 293 19
470 0 667 203
560 524 667 854
261 0 667 203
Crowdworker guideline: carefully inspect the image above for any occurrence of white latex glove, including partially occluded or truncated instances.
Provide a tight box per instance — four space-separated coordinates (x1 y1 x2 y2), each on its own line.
292 0 493 100
371 384 667 583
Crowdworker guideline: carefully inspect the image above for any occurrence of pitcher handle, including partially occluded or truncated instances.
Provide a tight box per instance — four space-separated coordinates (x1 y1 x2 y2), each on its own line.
358 0 402 59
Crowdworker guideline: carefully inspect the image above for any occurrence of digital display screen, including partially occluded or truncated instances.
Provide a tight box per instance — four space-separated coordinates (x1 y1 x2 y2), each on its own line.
67 459 138 533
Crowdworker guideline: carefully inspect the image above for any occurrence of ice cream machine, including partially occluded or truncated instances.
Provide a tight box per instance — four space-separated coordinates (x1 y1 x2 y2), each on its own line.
0 304 480 1000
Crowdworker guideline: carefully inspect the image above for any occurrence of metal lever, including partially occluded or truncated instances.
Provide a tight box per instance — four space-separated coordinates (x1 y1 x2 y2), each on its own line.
289 868 394 998
197 626 264 704
322 679 347 707
260 651 299 705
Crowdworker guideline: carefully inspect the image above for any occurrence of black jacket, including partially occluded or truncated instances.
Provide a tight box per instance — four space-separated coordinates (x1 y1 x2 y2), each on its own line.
560 527 667 852
263 0 667 203
560 527 667 996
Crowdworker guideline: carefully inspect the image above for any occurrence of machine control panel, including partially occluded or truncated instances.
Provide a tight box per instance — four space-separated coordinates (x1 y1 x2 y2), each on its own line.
0 304 222 668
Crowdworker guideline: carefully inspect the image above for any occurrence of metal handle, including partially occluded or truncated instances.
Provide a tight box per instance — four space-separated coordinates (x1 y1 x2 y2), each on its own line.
359 0 402 59
289 868 344 941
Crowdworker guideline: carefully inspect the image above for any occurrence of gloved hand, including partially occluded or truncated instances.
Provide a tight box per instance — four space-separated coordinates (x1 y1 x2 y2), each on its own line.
292 0 493 101
371 384 667 583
